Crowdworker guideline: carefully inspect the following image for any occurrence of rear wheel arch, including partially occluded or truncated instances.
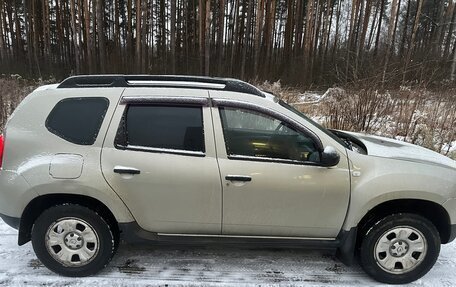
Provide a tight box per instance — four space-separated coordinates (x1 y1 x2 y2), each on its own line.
19 194 120 246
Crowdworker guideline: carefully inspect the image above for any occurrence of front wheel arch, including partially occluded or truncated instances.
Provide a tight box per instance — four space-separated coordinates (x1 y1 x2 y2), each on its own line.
337 199 451 267
356 199 452 247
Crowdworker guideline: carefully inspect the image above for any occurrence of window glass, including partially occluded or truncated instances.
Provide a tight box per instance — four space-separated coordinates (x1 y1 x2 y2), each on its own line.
46 97 109 145
124 105 205 152
220 107 320 162
279 100 348 148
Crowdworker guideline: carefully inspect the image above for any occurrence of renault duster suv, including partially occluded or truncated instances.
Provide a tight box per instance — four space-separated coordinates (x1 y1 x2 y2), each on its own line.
0 75 455 284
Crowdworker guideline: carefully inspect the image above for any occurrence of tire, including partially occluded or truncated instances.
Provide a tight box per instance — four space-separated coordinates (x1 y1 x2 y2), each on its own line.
31 204 116 277
359 213 440 284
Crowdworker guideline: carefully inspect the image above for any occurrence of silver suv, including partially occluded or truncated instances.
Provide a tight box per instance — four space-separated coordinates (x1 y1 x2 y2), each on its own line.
0 75 455 283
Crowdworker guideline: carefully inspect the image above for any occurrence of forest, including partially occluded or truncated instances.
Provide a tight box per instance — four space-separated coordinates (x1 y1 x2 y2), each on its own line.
0 0 455 88
0 0 455 158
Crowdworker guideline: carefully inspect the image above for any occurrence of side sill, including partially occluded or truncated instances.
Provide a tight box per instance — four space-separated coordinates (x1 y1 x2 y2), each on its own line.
119 222 341 249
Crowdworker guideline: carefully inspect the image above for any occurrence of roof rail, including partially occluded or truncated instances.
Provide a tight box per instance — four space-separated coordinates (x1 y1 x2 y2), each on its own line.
57 75 265 97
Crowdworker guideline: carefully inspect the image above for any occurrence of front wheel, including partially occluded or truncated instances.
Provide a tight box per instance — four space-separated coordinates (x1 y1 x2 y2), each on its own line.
359 213 440 284
31 204 116 277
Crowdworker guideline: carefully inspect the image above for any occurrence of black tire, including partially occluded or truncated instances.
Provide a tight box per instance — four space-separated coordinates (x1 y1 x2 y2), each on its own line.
359 213 440 284
31 204 116 277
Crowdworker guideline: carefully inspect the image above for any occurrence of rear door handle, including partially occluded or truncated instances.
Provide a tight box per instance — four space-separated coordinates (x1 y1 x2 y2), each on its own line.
225 175 252 182
114 166 141 175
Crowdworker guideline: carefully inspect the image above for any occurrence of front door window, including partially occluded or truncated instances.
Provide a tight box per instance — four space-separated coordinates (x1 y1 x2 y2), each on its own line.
219 107 320 163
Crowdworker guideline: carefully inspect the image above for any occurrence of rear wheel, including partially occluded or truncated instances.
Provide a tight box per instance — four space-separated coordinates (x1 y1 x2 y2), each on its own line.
359 213 440 284
31 204 117 277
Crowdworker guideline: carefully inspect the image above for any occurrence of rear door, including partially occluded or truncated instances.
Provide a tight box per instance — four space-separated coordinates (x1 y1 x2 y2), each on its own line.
101 88 222 234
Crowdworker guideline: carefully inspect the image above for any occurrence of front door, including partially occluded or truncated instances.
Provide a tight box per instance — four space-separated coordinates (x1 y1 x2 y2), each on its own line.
101 89 222 234
212 102 350 238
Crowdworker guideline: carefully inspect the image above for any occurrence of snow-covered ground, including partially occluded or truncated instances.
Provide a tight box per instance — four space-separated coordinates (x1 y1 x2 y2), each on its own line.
1 220 456 286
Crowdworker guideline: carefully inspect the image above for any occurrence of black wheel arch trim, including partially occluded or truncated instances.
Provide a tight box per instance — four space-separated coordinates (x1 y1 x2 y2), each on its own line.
17 194 120 246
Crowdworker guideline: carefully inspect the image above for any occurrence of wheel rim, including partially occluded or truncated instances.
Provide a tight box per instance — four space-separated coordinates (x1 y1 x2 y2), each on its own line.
45 217 100 267
374 226 427 274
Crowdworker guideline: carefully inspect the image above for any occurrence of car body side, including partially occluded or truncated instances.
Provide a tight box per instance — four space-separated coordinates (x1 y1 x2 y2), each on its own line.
0 88 135 226
0 86 455 251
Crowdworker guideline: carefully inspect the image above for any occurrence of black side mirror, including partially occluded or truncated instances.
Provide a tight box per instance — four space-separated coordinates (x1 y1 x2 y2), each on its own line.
321 146 340 167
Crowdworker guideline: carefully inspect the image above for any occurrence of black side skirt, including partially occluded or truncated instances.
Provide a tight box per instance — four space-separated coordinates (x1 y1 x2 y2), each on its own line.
119 222 358 265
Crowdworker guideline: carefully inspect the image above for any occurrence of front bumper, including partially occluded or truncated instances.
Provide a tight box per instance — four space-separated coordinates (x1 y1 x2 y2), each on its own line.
0 212 20 230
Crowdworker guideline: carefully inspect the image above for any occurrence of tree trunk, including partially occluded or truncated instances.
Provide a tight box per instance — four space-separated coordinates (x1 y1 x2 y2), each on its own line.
97 0 106 72
24 1 33 76
199 0 205 74
230 0 240 75
332 0 341 58
70 0 80 74
136 0 141 72
444 2 456 58
382 0 399 86
84 0 93 73
294 0 303 54
451 39 456 81
266 0 276 76
141 0 148 73
303 0 314 77
358 0 372 54
403 0 424 84
204 0 211 76
171 0 176 73
399 0 411 58
433 0 446 55
127 0 132 70
0 0 5 62
254 0 264 76
159 0 166 72
241 0 253 79
374 0 385 57
115 0 121 71
217 0 226 74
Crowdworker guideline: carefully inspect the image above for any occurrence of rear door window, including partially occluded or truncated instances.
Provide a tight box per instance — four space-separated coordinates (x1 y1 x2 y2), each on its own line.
46 97 109 145
118 105 205 153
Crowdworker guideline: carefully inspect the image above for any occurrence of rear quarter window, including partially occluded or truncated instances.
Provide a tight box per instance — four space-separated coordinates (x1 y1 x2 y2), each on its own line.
46 97 109 145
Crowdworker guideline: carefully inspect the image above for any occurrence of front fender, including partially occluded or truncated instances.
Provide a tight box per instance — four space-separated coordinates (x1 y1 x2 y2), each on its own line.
342 151 455 230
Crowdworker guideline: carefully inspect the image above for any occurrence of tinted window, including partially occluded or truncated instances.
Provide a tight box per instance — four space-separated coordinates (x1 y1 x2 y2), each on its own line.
124 105 205 152
46 97 109 145
220 107 320 162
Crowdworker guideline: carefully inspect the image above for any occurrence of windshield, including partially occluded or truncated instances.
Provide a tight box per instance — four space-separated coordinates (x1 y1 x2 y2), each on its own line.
278 100 349 149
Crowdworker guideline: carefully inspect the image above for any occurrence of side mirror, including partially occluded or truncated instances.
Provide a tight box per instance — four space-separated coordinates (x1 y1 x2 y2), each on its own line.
321 146 340 167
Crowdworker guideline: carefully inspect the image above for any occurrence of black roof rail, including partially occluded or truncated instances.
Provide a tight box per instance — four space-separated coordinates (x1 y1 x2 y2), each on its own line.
57 75 265 98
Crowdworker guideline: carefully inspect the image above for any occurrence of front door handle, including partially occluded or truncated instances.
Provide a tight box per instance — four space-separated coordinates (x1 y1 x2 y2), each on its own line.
114 166 141 175
225 175 252 182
